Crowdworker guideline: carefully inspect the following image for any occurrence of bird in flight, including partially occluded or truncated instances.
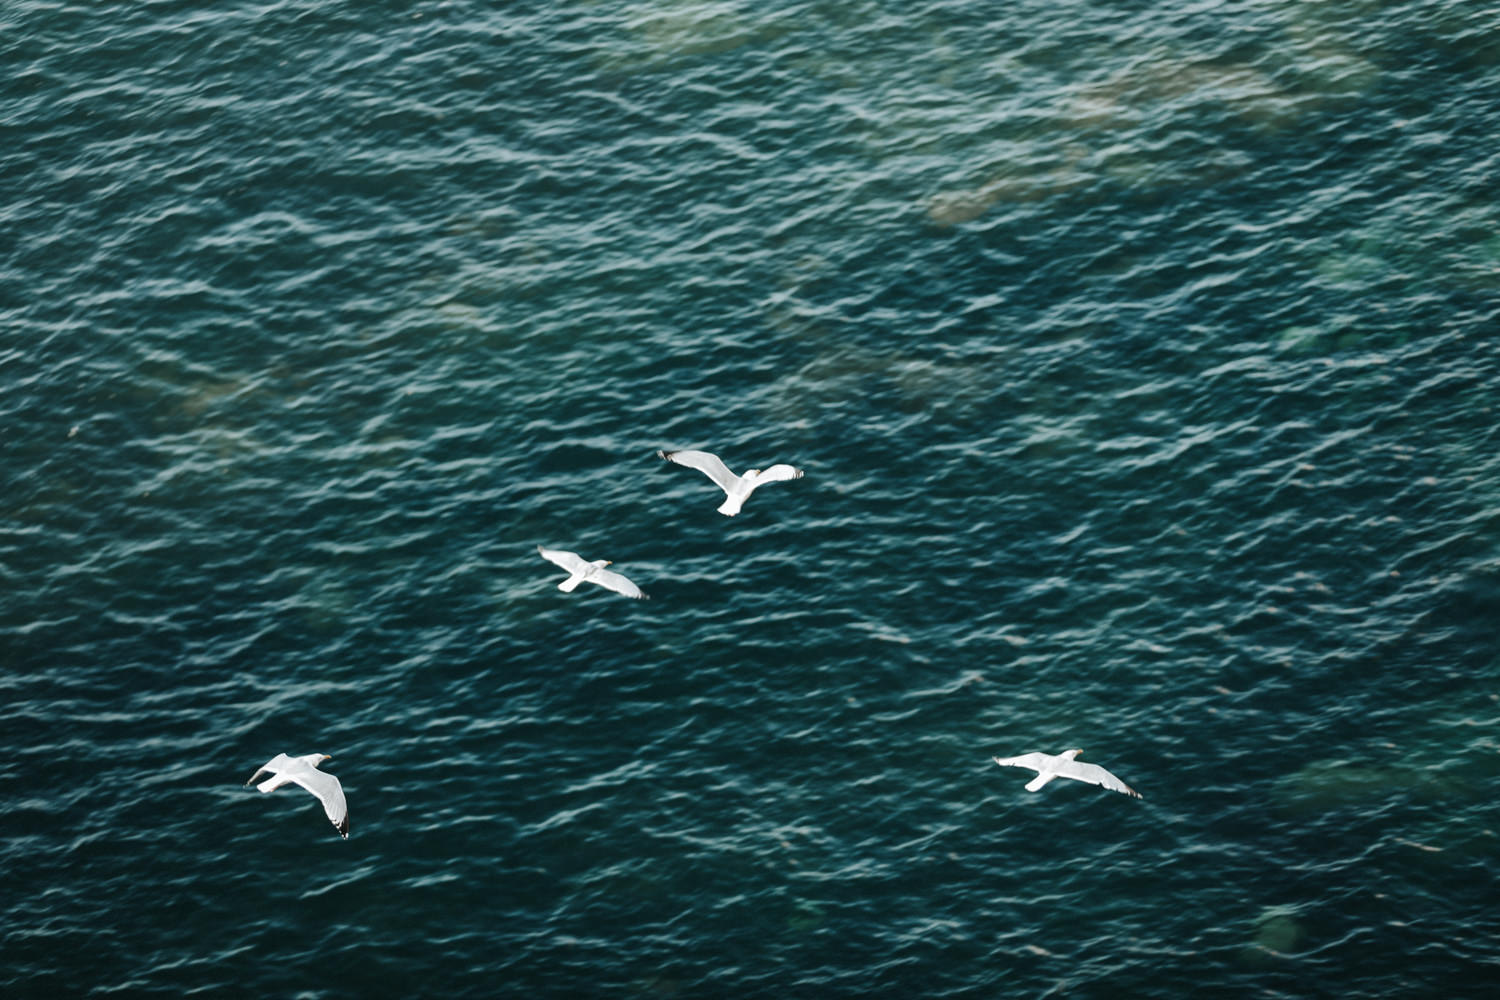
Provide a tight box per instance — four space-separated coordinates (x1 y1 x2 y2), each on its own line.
657 448 803 516
992 749 1142 799
538 545 648 599
245 752 349 838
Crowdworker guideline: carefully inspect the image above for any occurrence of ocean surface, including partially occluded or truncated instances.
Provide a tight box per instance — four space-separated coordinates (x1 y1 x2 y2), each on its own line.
4 1 1499 997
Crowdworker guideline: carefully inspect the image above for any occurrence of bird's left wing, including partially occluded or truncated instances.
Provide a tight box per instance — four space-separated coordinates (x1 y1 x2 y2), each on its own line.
538 546 588 574
660 450 742 493
992 752 1050 773
245 752 292 786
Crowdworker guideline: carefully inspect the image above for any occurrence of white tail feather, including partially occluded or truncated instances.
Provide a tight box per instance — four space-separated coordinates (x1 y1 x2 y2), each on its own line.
257 773 294 794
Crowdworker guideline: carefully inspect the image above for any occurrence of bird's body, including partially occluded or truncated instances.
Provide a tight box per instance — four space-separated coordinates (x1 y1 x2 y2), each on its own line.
245 752 349 838
992 749 1141 799
657 449 803 516
538 545 647 599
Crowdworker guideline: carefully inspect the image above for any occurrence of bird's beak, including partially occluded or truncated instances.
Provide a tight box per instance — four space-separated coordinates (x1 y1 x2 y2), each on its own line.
322 754 333 761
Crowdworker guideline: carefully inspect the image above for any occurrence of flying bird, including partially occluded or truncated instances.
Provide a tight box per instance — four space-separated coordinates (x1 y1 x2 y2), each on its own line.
245 753 349 838
538 545 648 599
992 749 1142 799
657 448 803 516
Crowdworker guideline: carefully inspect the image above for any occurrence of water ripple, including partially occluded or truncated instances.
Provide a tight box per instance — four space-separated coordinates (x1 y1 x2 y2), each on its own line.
5 1 1500 997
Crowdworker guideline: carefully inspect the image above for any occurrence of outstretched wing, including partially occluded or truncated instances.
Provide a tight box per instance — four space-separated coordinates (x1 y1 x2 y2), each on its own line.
1057 759 1142 798
245 752 293 787
750 463 803 485
289 768 350 837
992 753 1050 774
659 449 742 494
593 567 648 600
538 545 588 575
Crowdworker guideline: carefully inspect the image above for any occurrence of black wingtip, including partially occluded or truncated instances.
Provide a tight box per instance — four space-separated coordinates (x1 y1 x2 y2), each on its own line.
657 449 672 461
336 817 349 838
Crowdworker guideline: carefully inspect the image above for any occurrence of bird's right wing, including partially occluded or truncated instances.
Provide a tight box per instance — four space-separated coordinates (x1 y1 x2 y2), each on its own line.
292 769 349 837
538 545 588 575
752 463 803 485
660 449 741 493
1060 760 1142 798
595 567 648 600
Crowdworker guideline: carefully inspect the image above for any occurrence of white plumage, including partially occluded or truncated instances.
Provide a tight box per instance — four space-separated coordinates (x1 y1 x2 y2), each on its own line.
245 752 349 838
657 448 803 516
992 749 1142 799
538 545 648 599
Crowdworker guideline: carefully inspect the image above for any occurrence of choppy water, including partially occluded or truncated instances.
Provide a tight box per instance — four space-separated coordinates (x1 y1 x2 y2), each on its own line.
4 1 1500 996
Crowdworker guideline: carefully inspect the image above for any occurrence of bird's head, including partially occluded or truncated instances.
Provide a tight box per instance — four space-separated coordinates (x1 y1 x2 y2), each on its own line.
1065 749 1083 759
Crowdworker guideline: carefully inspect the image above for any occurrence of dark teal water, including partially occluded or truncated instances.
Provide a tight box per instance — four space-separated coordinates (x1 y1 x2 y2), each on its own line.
5 1 1500 996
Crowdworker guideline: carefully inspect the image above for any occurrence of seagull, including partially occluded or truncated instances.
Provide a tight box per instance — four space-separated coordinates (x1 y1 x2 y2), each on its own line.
657 448 803 516
245 753 349 838
992 749 1142 799
538 545 648 599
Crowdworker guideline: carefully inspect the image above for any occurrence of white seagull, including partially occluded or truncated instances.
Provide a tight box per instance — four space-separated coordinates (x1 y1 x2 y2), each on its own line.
538 545 648 599
245 753 349 838
657 448 803 516
992 749 1142 799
